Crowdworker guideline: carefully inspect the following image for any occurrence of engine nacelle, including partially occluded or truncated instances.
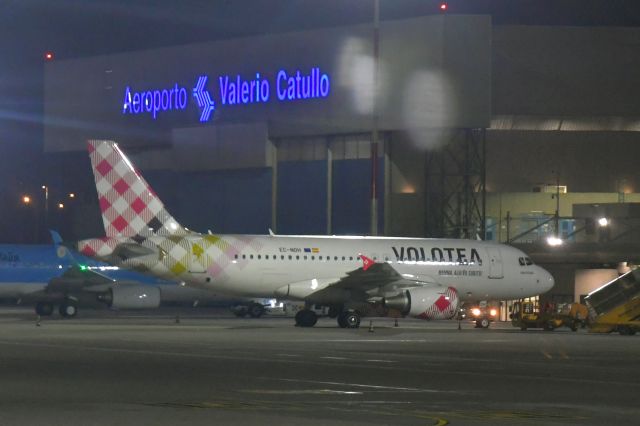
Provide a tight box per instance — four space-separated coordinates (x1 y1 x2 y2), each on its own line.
97 286 161 309
384 286 459 320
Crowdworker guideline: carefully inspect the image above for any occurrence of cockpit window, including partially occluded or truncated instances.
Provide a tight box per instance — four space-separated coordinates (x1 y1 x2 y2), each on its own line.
519 256 533 266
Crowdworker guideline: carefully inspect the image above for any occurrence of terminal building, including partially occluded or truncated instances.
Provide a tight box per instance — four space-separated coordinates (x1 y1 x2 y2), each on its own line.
43 14 640 310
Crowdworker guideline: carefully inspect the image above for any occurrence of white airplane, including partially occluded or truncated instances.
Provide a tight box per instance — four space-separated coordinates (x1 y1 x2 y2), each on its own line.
77 140 554 328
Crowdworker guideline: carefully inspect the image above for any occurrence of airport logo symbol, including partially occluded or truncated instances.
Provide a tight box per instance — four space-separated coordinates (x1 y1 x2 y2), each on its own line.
121 66 331 123
192 75 216 122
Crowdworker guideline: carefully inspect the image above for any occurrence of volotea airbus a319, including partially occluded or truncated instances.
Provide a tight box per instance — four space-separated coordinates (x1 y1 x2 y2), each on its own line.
77 141 554 328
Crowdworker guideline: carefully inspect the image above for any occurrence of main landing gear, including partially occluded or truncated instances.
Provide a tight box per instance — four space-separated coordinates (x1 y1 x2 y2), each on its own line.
294 308 362 329
35 301 78 318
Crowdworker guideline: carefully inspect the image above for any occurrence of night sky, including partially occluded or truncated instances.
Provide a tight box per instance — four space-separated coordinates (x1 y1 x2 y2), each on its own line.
1 0 639 243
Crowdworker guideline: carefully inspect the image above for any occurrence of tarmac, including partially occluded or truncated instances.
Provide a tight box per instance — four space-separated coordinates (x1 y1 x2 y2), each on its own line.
0 307 638 425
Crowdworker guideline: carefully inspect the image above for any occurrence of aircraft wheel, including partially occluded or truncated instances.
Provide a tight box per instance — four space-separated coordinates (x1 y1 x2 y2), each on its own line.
248 303 265 318
35 302 54 316
344 312 360 329
295 309 317 327
619 326 632 336
59 303 78 318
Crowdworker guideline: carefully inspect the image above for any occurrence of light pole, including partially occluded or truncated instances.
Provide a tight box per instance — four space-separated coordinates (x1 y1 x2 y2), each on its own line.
553 171 560 239
370 0 380 236
41 185 49 232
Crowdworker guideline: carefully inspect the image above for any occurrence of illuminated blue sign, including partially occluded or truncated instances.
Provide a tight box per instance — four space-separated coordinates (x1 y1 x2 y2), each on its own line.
192 76 216 122
276 68 330 101
122 84 188 119
122 66 330 122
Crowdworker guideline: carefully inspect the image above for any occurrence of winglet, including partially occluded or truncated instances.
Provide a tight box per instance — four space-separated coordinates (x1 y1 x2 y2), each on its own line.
359 255 375 271
268 228 275 236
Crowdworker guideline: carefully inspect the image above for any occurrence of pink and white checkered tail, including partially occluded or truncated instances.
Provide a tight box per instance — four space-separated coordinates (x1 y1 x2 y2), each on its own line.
87 140 187 238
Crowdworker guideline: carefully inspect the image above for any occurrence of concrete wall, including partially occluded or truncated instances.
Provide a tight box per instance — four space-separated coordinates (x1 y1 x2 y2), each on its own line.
493 26 640 116
44 15 491 153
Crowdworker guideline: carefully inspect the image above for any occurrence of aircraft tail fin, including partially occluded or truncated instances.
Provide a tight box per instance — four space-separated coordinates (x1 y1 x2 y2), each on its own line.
49 229 80 265
87 140 187 238
49 230 63 246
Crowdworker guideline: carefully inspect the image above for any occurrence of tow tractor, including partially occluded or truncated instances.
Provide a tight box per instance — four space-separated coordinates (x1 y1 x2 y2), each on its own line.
511 300 586 331
464 304 499 328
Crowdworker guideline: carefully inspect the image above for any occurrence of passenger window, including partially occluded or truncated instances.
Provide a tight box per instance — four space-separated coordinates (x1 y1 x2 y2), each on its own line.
234 254 238 259
304 255 307 260
311 256 315 260
334 256 338 261
281 255 284 260
349 256 353 261
288 255 292 260
257 255 261 260
342 256 345 261
296 255 299 260
242 254 246 259
250 255 254 259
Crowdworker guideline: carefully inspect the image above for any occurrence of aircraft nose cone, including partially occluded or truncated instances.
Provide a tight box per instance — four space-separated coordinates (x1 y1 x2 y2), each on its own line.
539 267 555 293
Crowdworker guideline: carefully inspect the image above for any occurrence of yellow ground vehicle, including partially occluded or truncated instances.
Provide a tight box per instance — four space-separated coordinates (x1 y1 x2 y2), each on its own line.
511 301 586 331
585 269 640 335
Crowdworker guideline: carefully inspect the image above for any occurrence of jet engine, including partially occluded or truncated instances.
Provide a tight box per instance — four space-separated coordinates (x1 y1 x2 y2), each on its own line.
383 286 459 320
97 286 161 309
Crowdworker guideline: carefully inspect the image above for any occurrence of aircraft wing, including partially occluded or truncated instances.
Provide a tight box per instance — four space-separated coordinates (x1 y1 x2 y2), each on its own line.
46 264 117 293
328 259 404 291
299 255 437 304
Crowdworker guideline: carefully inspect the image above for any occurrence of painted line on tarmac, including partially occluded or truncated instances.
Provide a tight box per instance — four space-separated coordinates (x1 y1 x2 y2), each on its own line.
270 378 454 393
244 389 363 395
318 339 429 343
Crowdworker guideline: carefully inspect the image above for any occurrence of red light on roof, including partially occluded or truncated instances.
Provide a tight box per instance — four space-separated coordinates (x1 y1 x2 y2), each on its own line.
44 52 54 61
440 2 448 11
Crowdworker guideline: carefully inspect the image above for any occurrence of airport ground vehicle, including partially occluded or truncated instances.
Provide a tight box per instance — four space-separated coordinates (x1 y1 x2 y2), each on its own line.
511 301 587 331
231 301 267 318
463 304 499 328
585 269 640 335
